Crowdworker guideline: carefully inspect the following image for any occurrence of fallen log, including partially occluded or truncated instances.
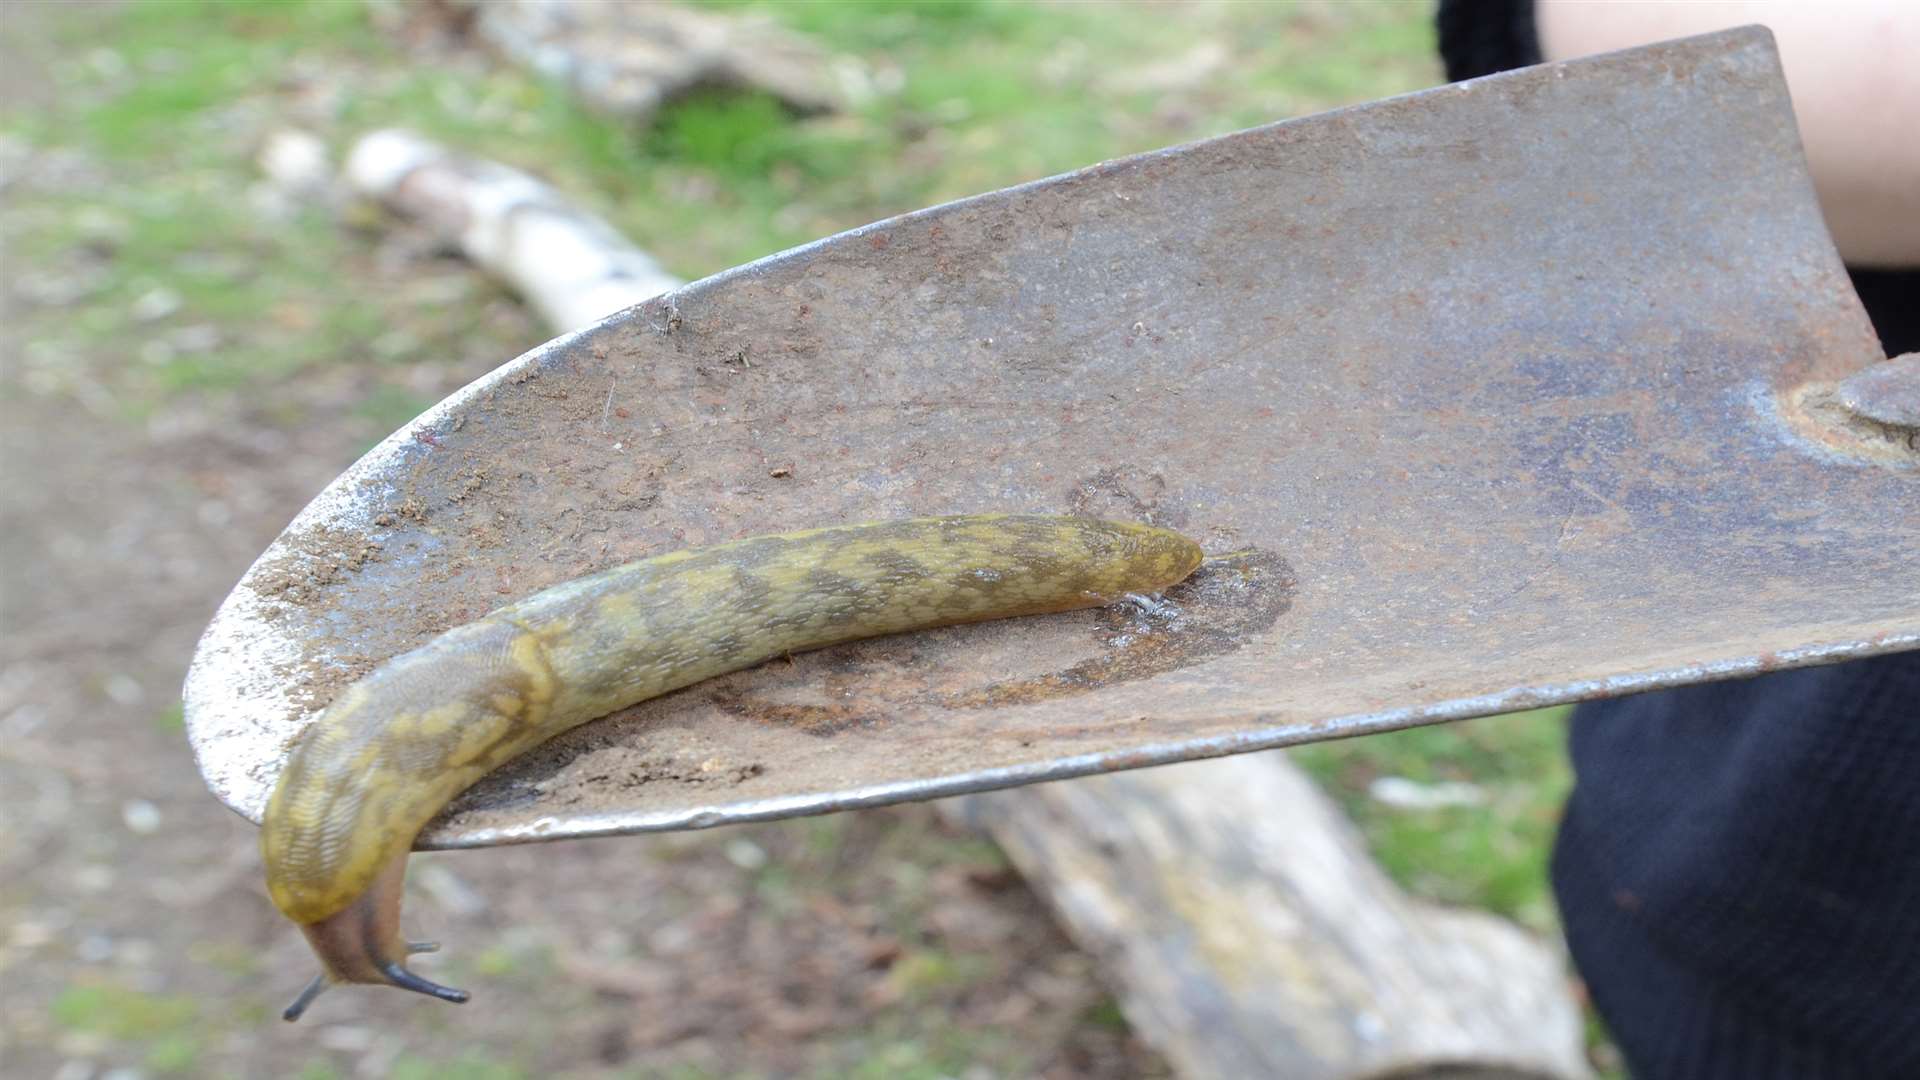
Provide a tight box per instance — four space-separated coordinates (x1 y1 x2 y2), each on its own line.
345 128 679 331
382 0 851 121
944 755 1588 1079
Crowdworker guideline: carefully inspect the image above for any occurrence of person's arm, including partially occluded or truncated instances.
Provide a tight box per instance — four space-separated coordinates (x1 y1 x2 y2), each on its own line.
1538 0 1920 267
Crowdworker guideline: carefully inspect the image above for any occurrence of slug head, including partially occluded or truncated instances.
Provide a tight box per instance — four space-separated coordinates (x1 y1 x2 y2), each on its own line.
281 854 469 1021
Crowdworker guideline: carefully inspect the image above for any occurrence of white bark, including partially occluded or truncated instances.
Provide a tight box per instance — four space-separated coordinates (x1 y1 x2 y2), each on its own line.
346 129 681 331
945 756 1591 1080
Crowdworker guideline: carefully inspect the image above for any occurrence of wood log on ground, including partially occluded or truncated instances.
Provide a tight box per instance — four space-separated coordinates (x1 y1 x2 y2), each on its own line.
381 0 851 121
943 754 1589 1079
337 129 1590 1080
345 129 679 331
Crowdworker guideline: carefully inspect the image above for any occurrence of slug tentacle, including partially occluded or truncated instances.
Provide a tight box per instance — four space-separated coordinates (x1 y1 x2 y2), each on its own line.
262 514 1203 1018
379 962 471 1006
282 976 326 1023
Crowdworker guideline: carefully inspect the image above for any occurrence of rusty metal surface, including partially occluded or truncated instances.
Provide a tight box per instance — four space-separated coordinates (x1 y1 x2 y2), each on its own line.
1839 353 1920 430
185 27 1919 849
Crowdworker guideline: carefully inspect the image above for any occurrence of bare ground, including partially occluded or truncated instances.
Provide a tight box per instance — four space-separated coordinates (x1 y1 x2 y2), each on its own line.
0 364 1169 1079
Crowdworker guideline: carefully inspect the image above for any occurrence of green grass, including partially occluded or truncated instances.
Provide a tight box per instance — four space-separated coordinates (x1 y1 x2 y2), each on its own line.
1290 707 1575 932
883 946 993 1001
3 0 1437 420
52 982 199 1039
51 982 204 1073
832 1016 1022 1080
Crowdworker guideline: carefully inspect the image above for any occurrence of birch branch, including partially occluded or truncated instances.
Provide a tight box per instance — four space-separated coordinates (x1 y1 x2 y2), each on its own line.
346 129 681 330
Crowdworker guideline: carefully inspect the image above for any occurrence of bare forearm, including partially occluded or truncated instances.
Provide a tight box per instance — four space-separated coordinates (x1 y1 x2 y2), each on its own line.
1539 1 1920 266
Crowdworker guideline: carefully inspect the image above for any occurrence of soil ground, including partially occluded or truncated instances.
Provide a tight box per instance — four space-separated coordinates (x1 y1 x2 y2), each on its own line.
0 354 1167 1079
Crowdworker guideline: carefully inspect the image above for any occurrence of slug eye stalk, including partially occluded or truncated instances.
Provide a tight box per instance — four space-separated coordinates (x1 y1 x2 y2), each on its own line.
281 974 326 1023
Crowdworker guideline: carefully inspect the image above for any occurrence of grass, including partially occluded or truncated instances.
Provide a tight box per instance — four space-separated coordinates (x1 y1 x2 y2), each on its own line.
1289 707 1575 933
51 982 204 1074
52 982 199 1039
837 1029 1018 1080
2 0 1437 420
883 946 994 1002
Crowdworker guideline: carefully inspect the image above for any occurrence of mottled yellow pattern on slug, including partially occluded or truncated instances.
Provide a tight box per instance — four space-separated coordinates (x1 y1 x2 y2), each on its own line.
262 515 1202 926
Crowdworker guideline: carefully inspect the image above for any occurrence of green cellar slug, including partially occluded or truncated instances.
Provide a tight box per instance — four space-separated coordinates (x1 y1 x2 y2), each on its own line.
263 514 1203 1019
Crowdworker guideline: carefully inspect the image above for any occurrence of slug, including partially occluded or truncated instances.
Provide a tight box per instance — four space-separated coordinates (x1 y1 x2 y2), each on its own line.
262 514 1202 1020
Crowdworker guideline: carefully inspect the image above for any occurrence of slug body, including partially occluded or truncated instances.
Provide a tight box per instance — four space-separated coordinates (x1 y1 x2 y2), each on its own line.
262 514 1202 1018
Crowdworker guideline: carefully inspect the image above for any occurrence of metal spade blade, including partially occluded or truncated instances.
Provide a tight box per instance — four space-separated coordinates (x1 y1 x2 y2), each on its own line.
185 27 1918 849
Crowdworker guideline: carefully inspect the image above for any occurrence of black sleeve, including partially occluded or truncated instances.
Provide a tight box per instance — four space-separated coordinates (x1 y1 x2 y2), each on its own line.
1435 0 1540 81
1846 268 1920 356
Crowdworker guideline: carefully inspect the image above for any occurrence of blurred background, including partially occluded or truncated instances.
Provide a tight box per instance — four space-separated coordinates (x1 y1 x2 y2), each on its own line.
0 2 1584 1076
